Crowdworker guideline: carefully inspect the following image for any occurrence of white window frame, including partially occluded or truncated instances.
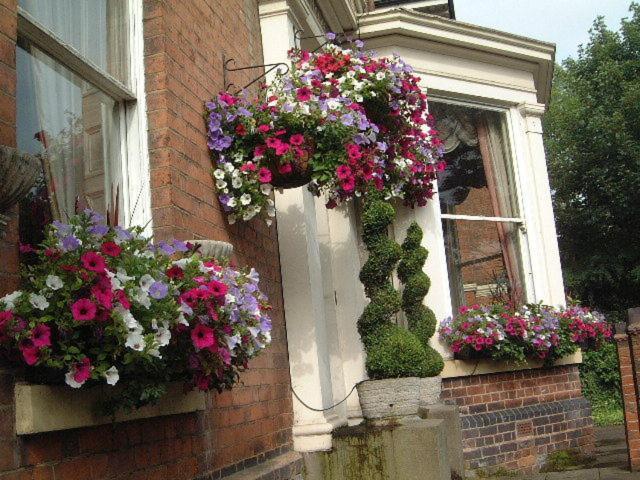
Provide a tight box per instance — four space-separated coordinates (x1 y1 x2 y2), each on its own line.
16 0 152 230
431 97 537 307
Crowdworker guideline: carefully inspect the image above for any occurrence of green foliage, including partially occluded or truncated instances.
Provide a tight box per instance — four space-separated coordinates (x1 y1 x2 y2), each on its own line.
357 200 441 378
591 397 624 427
398 222 443 376
579 341 622 413
365 325 432 379
544 3 640 321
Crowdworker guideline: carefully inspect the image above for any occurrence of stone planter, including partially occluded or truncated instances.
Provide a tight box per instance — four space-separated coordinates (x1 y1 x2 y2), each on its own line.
187 239 234 260
357 377 442 420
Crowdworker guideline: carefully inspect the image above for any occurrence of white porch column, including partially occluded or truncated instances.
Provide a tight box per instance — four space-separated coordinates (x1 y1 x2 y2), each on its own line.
394 191 454 359
326 203 368 424
259 0 345 452
517 103 566 306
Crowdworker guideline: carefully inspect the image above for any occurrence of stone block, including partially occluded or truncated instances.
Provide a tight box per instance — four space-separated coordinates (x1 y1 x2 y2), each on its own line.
420 403 465 479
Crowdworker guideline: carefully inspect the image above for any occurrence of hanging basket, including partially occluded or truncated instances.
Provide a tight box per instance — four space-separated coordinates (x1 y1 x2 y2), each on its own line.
267 144 314 190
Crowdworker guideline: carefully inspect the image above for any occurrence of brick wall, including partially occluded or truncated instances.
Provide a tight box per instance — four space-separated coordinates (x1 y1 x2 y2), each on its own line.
442 365 595 474
617 310 640 471
0 1 298 479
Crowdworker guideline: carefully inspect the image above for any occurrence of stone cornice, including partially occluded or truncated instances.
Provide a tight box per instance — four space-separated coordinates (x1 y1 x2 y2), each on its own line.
357 7 556 105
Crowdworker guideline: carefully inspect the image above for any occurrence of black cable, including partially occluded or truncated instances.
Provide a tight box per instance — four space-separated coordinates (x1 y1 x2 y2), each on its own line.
290 383 359 412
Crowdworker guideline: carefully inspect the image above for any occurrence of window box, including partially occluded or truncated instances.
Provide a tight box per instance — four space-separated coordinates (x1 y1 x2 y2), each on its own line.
14 382 205 435
441 351 582 379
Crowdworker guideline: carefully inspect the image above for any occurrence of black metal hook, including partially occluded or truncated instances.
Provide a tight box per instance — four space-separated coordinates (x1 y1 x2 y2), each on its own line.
222 54 290 95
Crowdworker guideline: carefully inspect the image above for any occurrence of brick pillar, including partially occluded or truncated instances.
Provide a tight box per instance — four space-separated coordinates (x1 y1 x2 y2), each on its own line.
617 309 640 471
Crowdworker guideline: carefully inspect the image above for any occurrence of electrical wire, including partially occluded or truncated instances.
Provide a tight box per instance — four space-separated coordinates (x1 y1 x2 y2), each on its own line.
290 383 359 412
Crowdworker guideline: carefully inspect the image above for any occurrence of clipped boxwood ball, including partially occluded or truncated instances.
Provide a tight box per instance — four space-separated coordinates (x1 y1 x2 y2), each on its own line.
365 325 431 379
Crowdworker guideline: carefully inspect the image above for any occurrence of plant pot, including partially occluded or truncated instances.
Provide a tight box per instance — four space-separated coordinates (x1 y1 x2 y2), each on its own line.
419 376 442 407
357 377 425 420
187 239 234 260
0 146 41 236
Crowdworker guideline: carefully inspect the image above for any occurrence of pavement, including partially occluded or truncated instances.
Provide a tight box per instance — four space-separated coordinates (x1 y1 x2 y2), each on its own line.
474 426 640 480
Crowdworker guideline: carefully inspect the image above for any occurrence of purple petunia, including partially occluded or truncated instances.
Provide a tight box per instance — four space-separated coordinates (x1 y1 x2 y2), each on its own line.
61 235 81 252
149 281 169 300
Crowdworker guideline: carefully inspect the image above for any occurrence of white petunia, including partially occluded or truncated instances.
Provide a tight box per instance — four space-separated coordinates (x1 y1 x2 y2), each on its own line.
65 371 84 389
232 177 243 189
260 184 272 195
213 169 225 179
46 275 64 291
139 275 154 292
132 288 151 309
216 179 228 189
177 312 189 326
125 331 146 351
240 193 252 205
376 72 386 80
156 322 171 346
1 291 22 309
29 293 49 311
224 162 235 172
227 197 237 207
105 366 119 386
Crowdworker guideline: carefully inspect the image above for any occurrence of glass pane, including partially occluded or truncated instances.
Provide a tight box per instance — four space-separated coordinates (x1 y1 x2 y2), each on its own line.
16 41 121 246
432 103 519 218
443 218 525 312
19 0 129 85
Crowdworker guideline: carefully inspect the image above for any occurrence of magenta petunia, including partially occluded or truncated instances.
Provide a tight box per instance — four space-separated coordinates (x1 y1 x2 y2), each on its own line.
100 241 122 257
81 252 107 273
71 298 97 322
19 340 39 366
74 357 92 384
296 87 312 101
191 324 217 350
289 133 304 146
31 324 52 348
258 168 272 184
336 165 352 180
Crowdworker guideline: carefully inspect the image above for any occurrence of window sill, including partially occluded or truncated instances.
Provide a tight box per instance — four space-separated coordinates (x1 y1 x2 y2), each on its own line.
441 350 583 379
14 382 206 435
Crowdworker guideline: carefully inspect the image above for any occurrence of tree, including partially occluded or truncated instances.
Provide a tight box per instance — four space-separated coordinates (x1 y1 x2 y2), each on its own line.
544 3 640 321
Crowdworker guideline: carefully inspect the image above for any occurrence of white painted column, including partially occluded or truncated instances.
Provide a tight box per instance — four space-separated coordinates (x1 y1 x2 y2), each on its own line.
517 103 566 306
259 1 345 452
394 191 454 360
326 203 368 424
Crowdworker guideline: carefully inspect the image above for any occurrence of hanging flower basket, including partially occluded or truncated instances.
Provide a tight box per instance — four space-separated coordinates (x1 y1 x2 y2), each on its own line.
0 210 273 413
205 36 445 224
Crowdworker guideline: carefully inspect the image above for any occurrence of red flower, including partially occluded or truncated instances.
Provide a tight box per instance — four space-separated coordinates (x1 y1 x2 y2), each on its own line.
278 163 292 175
114 290 131 309
258 168 272 184
166 265 185 280
74 357 92 384
81 252 107 273
0 311 13 329
100 241 122 257
274 142 290 156
296 87 312 101
91 278 113 309
191 324 217 350
71 299 97 322
31 324 52 348
254 145 266 158
289 134 304 146
44 248 60 258
19 243 35 254
240 162 257 172
258 124 271 133
235 124 247 136
20 340 39 366
194 373 211 391
207 280 228 300
265 137 280 149
341 177 356 192
336 165 352 180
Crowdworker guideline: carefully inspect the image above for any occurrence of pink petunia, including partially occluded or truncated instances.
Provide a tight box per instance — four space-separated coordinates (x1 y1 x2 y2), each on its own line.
114 290 131 309
100 241 122 257
71 299 97 322
207 280 228 300
265 137 280 149
274 142 290 156
0 310 13 329
341 177 356 192
74 357 92 384
336 165 352 180
20 340 39 366
254 145 267 158
257 124 271 133
289 134 304 146
81 252 107 273
191 324 217 350
258 168 272 184
296 87 312 101
31 324 51 348
278 163 292 175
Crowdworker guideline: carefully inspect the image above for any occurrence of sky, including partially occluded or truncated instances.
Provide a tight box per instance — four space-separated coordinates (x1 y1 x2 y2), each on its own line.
454 0 633 63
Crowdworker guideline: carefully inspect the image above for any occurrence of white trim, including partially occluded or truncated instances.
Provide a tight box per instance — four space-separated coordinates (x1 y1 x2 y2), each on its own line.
441 214 524 223
17 7 135 101
122 0 152 230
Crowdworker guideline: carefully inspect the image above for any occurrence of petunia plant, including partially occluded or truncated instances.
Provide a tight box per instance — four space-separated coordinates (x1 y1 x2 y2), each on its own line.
0 210 272 413
438 302 612 365
205 35 444 224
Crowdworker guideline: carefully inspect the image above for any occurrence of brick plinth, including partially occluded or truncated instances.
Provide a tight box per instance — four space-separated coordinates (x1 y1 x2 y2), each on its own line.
442 365 595 474
618 309 640 471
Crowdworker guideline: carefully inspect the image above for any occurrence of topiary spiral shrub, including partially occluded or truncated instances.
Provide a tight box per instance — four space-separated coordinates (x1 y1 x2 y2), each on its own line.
357 195 440 379
398 222 444 376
